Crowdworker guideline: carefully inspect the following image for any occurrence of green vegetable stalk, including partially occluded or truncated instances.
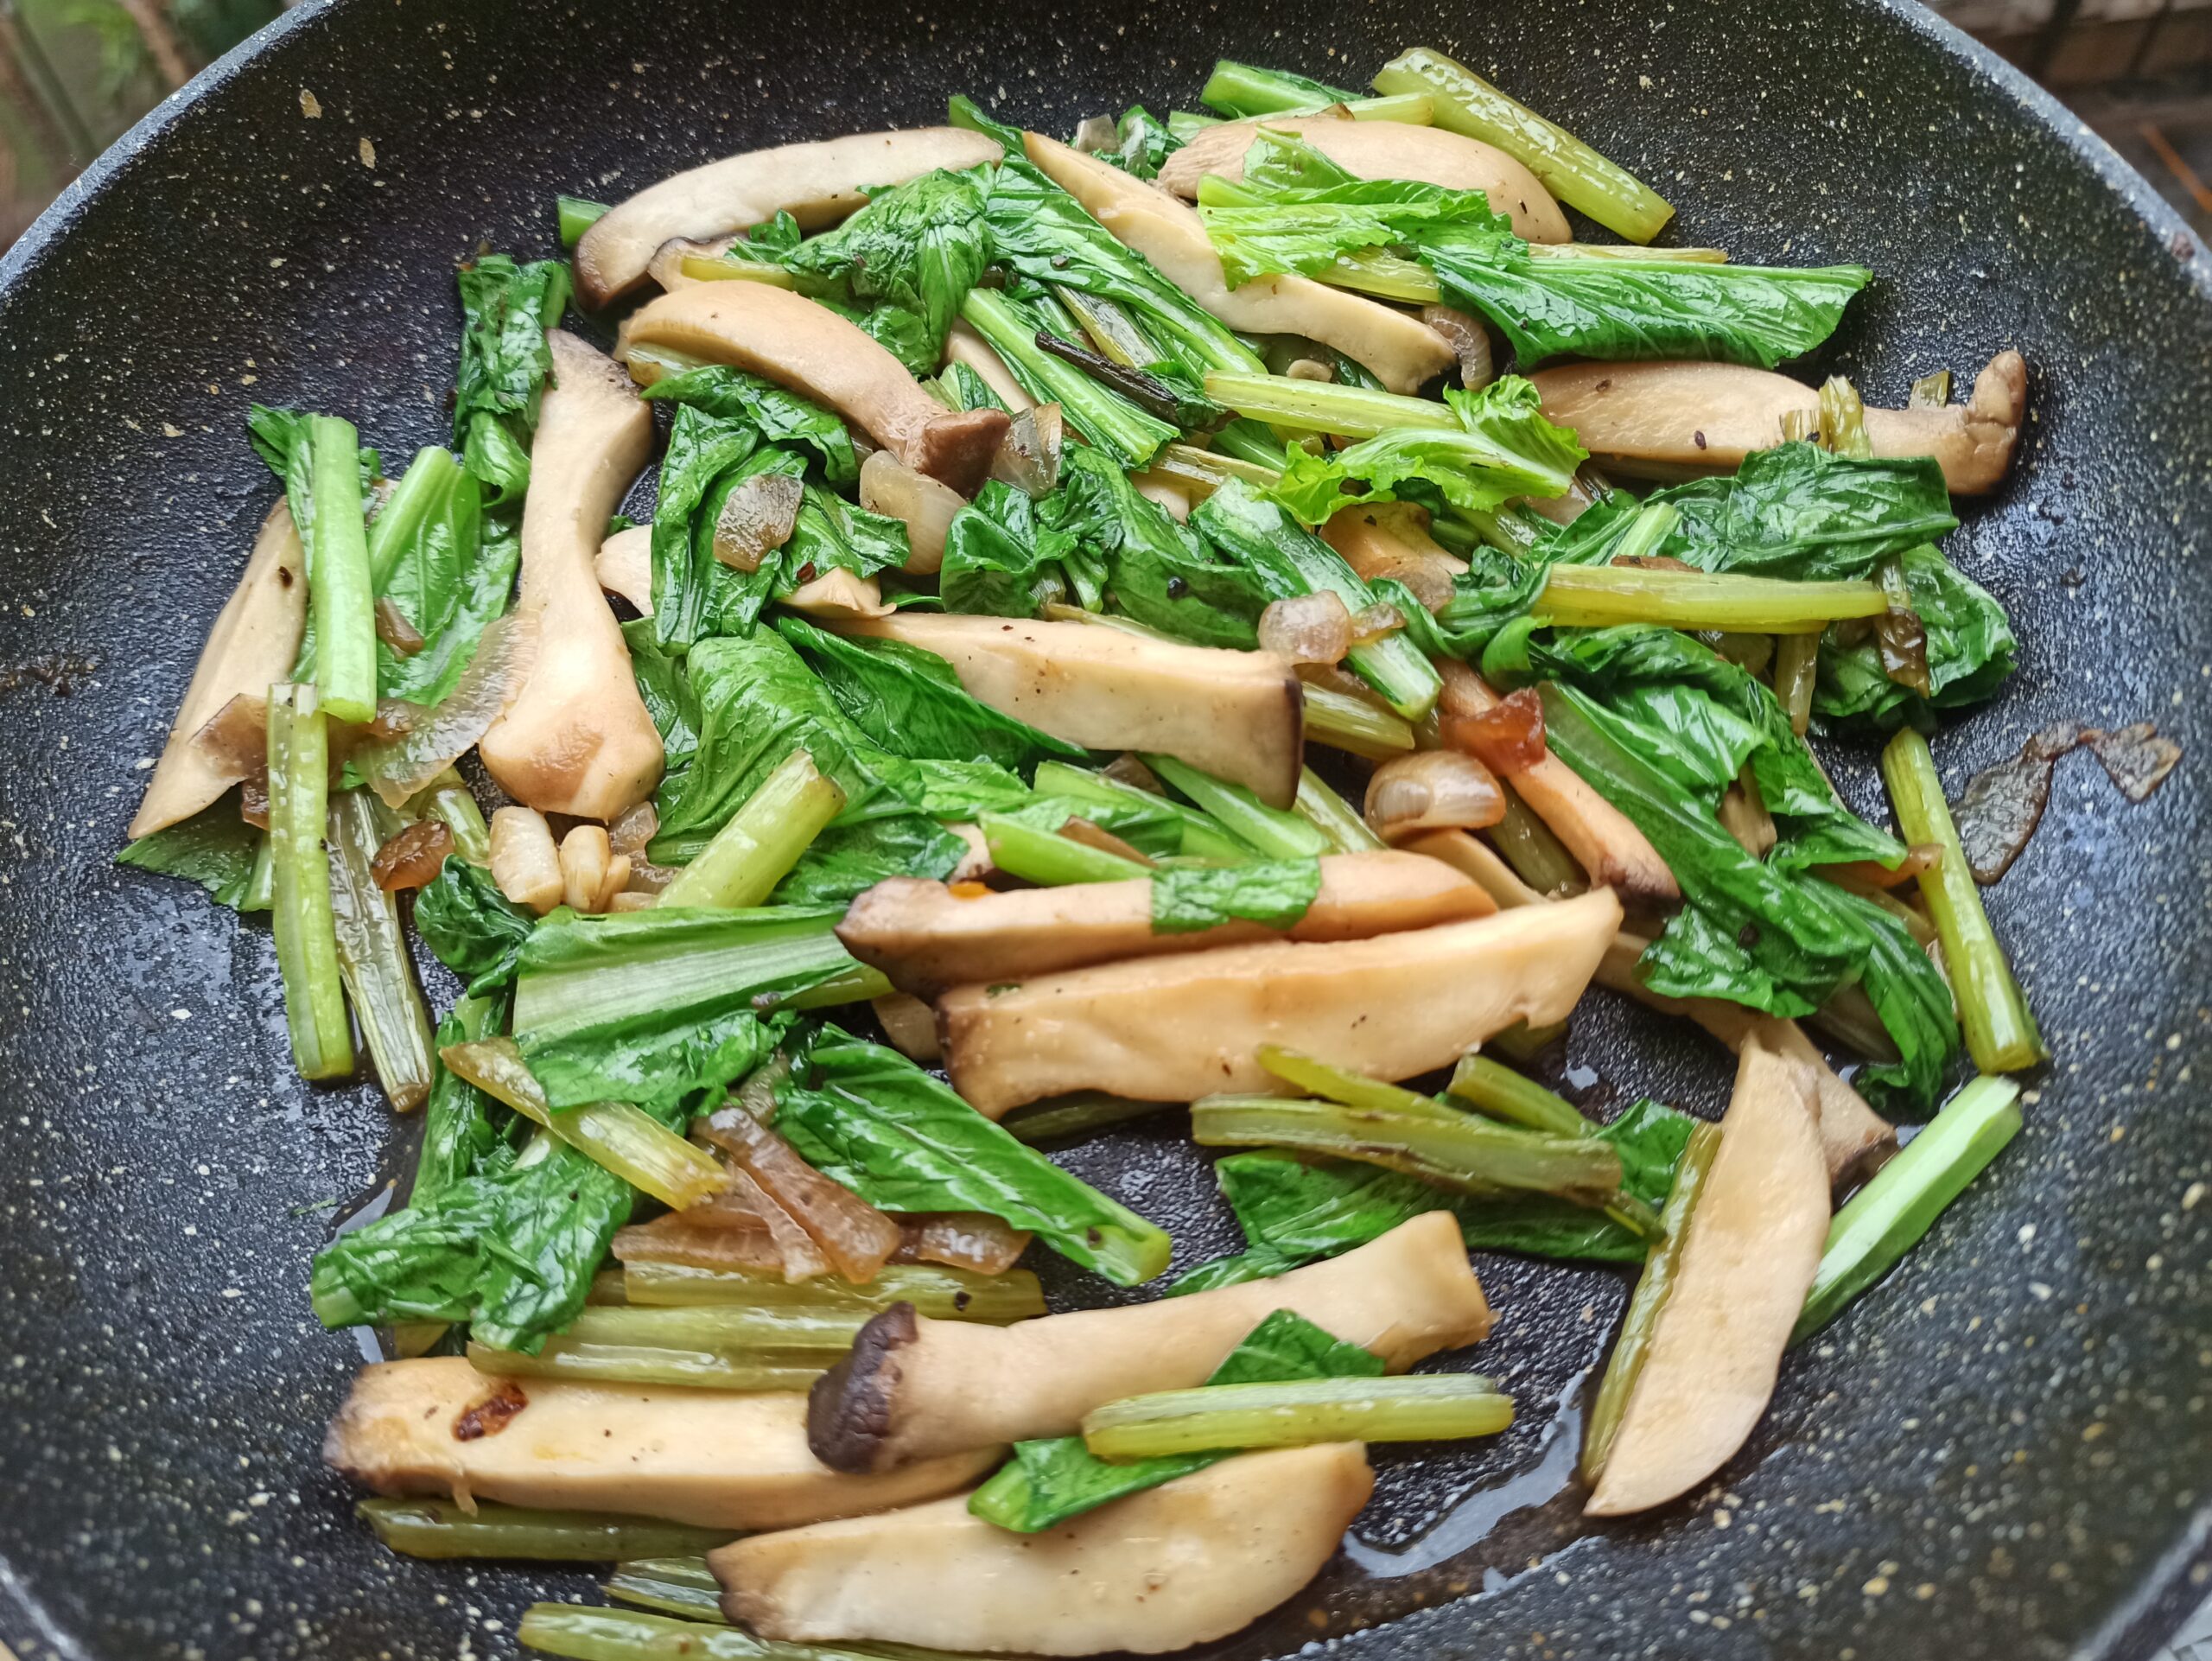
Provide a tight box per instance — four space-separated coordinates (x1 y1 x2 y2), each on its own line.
1191 1094 1622 1206
1370 47 1675 242
358 1498 730 1562
1304 683 1417 764
1535 564 1888 633
1145 754 1332 861
557 194 611 248
1447 1053 1588 1140
326 789 436 1111
1772 630 1819 738
1879 729 2044 1073
657 750 845 909
404 767 492 863
620 1259 1045 1321
603 1556 728 1622
304 415 379 722
979 813 1154 886
1001 1093 1180 1145
1293 764 1387 852
266 684 353 1079
441 1037 731 1211
1581 1120 1720 1484
1795 1075 2023 1341
1201 372 1451 439
1081 1373 1513 1459
466 1340 825 1393
957 288 1175 468
1030 760 1255 862
1487 784 1585 896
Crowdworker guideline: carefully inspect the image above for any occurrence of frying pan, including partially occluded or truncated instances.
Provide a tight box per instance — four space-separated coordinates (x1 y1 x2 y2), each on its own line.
1 1 2207 1656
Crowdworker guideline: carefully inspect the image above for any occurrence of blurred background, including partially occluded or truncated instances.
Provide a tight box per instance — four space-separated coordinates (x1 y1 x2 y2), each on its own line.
0 0 2208 252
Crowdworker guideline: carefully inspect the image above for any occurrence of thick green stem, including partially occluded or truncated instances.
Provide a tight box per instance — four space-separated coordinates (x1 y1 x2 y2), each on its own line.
1372 48 1675 243
441 1037 731 1210
365 446 464 589
467 1340 827 1391
1001 1092 1181 1144
305 414 378 722
620 1259 1045 1321
658 750 845 908
327 789 436 1111
958 288 1174 468
1486 784 1586 896
1580 1120 1720 1484
1879 729 2044 1072
1446 1053 1588 1139
1535 564 1888 633
266 684 353 1079
1301 686 1415 762
1202 372 1448 439
1191 1094 1621 1205
404 767 492 863
979 813 1154 886
604 1557 729 1622
1795 1076 2023 1341
518 1602 921 1660
1293 764 1387 852
359 1498 731 1562
1257 1046 1452 1117
1145 754 1332 861
1773 630 1819 738
1029 760 1255 862
557 194 611 249
1084 1377 1510 1460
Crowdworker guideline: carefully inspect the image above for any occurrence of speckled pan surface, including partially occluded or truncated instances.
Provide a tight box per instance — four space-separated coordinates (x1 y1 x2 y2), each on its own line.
0 0 2207 1657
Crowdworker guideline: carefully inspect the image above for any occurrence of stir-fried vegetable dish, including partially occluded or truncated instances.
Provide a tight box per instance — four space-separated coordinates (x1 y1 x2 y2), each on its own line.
118 44 2180 1659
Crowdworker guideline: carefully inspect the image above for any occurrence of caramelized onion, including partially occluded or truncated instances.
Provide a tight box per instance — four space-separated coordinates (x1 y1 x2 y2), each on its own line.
859 449 964 576
696 1107 902 1284
895 1212 1032 1276
713 473 804 574
1348 601 1406 646
607 800 658 858
1071 115 1121 154
374 596 426 656
1101 753 1166 795
1440 685 1548 773
993 403 1065 499
1058 816 1156 868
371 819 454 892
1420 303 1494 391
1364 750 1507 843
1256 592 1353 665
353 612 540 807
2087 722 2181 804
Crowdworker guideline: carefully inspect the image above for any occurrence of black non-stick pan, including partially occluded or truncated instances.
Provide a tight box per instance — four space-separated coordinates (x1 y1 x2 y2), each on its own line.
1 1 2207 1657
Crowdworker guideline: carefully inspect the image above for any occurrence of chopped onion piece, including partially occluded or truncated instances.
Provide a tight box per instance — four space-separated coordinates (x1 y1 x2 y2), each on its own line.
2087 722 2182 804
896 1212 1032 1276
696 1107 903 1284
1285 358 1335 383
712 473 804 574
1257 591 1353 665
187 691 270 801
1349 601 1407 646
607 800 658 859
371 819 454 892
858 449 963 576
1102 753 1167 796
993 403 1065 499
352 612 540 807
1071 115 1121 153
1364 750 1508 843
1421 304 1495 390
1440 685 1548 773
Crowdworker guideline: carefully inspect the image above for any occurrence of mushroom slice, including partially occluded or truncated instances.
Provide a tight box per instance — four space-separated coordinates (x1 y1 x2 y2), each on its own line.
322 1357 999 1531
594 524 653 615
715 1442 1374 1656
782 568 892 620
839 850 1493 1000
1322 504 1470 611
1584 1041 1829 1517
1157 117 1568 243
130 502 308 837
1433 659 1677 903
1022 132 1454 396
808 1212 1489 1470
1531 351 2027 496
835 612 1306 809
938 887 1621 1117
941 320 1036 413
574 127 1001 308
477 333 664 820
1598 930 1896 1186
621 286 1009 496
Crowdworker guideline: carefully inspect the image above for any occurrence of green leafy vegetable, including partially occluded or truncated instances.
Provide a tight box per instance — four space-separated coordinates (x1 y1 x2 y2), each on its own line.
1090 105 1183 181
640 364 860 486
1151 859 1322 933
414 855 536 996
939 480 1082 617
969 1308 1380 1532
957 287 1177 468
365 445 516 706
116 798 264 911
1173 1098 1696 1293
775 614 1089 772
453 255 570 504
781 168 993 376
773 1028 1172 1285
1815 545 2017 732
415 993 518 1206
1199 60 1358 118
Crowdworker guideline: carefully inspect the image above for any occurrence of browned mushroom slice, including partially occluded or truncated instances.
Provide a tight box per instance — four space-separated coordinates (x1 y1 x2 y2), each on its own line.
1432 659 1678 904
1584 1040 1829 1517
129 502 308 838
713 1442 1375 1656
1597 930 1896 1186
1322 503 1469 612
594 524 653 614
620 285 1009 495
1157 117 1569 243
833 612 1306 809
1531 352 2027 496
807 1212 1490 1471
574 127 1001 308
938 888 1621 1117
478 332 664 820
838 850 1493 1000
322 1356 999 1530
1022 131 1454 395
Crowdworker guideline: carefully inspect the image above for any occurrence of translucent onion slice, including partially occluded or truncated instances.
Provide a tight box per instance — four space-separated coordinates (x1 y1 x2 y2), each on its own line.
607 800 659 859
352 612 540 807
1420 303 1495 390
370 819 454 892
1440 684 1548 773
858 449 964 576
895 1212 1032 1276
712 473 804 574
1348 601 1407 646
696 1107 903 1285
374 596 426 656
1365 749 1508 843
993 403 1065 500
1256 592 1352 665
